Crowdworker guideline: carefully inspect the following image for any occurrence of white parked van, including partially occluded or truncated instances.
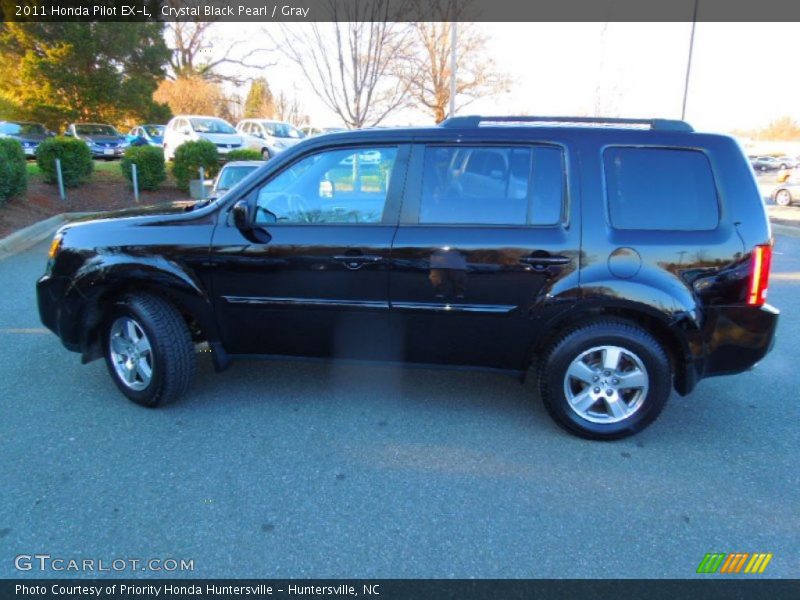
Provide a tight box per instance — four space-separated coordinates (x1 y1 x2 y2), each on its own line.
235 119 306 159
162 115 244 161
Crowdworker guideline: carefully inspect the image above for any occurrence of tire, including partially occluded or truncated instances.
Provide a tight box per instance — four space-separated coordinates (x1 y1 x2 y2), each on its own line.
538 320 671 440
103 293 196 407
775 189 793 207
261 148 271 160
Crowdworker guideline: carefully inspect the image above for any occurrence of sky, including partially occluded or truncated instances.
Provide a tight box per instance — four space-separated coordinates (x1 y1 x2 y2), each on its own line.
211 22 800 133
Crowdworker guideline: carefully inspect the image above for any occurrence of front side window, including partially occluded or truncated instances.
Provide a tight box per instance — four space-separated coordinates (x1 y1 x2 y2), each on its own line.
255 147 398 225
604 147 719 231
419 145 565 226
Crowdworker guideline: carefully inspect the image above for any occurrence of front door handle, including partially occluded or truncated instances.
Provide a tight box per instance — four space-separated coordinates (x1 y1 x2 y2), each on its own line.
519 255 571 267
333 254 383 270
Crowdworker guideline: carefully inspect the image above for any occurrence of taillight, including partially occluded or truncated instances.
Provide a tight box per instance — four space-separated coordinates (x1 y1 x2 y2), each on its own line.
746 244 772 306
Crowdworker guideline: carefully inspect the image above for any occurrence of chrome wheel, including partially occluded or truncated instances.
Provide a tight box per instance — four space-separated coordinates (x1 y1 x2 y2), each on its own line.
776 189 792 206
563 345 649 424
109 316 153 391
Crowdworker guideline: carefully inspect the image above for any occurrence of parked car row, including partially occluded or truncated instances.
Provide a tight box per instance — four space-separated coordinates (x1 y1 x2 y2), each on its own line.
0 117 345 161
749 155 799 171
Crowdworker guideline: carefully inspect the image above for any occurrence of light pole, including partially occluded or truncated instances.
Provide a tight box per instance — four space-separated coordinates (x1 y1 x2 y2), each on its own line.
449 21 457 118
681 0 699 120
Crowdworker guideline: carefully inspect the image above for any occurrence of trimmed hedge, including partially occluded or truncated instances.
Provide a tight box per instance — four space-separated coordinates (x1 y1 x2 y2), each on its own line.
225 149 262 162
0 138 27 203
171 140 220 192
121 146 166 191
35 137 93 188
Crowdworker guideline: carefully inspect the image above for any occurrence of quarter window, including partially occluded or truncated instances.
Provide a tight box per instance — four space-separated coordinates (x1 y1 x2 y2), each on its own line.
419 146 565 226
254 147 398 225
604 147 719 231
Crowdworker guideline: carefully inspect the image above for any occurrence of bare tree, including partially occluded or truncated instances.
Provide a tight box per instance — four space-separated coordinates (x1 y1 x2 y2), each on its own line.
274 88 309 127
162 2 273 85
271 1 414 128
401 0 509 123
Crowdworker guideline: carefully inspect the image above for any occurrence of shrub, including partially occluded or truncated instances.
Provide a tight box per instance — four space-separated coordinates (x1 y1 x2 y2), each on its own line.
35 137 93 188
225 149 262 162
121 146 166 191
171 140 219 192
0 139 27 202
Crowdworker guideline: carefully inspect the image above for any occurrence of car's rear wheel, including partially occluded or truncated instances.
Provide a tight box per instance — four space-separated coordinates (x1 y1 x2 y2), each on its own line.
775 189 793 206
104 294 196 407
538 320 671 440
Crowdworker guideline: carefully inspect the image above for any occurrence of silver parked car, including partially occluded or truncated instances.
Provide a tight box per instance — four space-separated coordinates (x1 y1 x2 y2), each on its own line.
772 182 800 206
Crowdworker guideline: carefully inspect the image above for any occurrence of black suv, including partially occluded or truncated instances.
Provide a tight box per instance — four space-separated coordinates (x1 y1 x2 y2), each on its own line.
37 116 778 439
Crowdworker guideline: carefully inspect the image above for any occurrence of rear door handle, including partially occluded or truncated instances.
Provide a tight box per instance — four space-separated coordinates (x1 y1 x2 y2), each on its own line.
333 254 383 270
519 255 571 266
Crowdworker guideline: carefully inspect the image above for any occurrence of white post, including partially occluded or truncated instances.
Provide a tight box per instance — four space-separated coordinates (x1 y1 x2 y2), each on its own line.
55 158 65 201
198 167 205 200
132 163 140 203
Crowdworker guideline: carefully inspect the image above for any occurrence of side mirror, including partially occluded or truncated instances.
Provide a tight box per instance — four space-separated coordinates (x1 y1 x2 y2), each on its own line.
231 200 251 230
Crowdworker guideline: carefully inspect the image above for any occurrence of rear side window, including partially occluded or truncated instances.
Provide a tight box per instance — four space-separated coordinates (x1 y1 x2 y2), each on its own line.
604 147 719 230
419 145 564 226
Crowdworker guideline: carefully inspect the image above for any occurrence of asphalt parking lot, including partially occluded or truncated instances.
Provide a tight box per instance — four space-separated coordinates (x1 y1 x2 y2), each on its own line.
0 234 797 579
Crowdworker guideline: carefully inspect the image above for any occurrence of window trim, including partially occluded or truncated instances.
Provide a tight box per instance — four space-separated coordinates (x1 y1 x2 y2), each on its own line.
400 142 570 229
601 144 722 232
236 143 411 228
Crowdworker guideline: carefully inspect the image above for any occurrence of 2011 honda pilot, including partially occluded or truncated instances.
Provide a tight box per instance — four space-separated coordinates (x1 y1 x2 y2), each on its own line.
37 116 779 439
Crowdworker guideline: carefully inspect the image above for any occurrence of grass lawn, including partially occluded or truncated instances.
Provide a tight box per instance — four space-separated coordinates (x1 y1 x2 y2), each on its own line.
26 159 126 183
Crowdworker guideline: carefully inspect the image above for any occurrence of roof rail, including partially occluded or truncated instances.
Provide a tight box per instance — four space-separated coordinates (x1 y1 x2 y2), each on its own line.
439 115 694 132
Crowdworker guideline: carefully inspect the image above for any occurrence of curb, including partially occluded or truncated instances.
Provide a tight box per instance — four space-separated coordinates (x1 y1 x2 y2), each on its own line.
0 211 99 261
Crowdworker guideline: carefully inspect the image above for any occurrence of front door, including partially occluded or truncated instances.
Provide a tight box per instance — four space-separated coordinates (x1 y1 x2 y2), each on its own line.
389 142 580 370
211 144 409 359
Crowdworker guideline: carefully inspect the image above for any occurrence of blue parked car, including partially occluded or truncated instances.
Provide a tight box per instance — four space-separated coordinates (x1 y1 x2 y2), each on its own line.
0 120 54 157
65 123 129 159
126 124 165 148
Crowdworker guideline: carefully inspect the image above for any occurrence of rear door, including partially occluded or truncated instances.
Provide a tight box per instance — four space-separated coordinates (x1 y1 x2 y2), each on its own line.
389 141 580 370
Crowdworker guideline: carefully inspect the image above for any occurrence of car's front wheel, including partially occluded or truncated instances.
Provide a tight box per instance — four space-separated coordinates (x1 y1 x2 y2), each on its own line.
104 294 196 407
775 189 793 206
538 320 671 440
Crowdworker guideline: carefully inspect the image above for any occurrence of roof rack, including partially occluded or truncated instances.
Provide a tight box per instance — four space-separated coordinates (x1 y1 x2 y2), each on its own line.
439 115 694 132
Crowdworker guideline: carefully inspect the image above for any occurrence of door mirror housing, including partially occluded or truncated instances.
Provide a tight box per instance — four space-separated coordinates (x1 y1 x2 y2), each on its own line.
232 200 251 230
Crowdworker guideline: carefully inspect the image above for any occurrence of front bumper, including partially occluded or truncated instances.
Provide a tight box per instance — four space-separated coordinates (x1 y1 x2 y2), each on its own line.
89 146 125 158
37 274 81 352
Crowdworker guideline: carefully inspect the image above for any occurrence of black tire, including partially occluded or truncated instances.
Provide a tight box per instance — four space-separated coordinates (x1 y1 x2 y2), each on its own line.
261 148 271 160
103 293 196 407
538 320 671 440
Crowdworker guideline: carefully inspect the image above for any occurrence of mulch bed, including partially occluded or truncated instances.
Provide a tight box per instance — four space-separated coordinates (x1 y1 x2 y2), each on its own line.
0 170 188 239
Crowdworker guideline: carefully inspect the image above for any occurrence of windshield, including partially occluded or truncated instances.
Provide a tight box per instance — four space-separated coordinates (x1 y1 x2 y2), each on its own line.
215 165 260 192
75 124 119 136
190 118 236 134
263 122 304 139
1 122 46 135
143 125 164 137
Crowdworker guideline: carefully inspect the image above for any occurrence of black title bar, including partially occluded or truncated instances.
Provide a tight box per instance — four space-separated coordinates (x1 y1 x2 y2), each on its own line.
4 0 800 22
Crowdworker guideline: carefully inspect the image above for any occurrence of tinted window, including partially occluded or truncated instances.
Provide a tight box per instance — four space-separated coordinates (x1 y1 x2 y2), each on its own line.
604 147 719 230
255 147 397 225
419 146 564 225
